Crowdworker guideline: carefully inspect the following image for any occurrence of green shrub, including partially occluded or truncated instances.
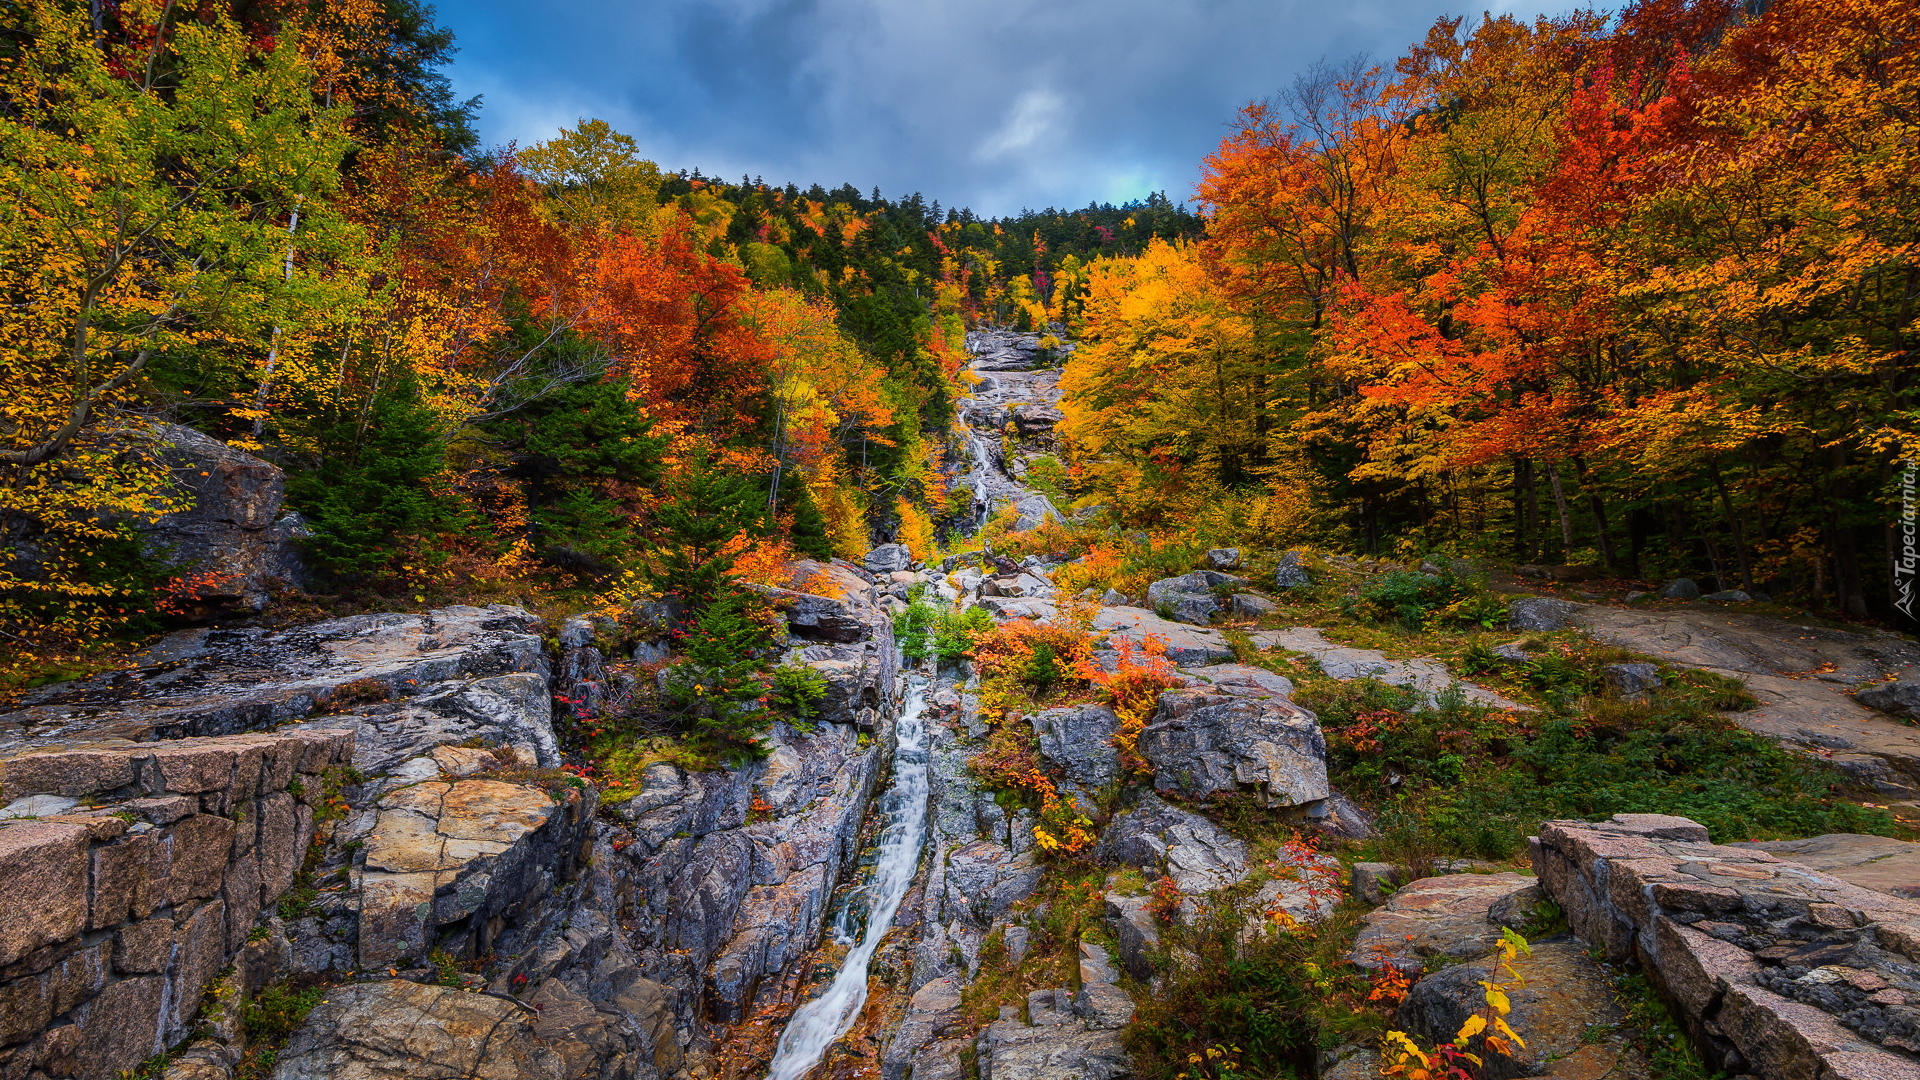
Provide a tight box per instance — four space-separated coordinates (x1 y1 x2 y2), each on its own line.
897 600 995 665
770 662 830 728
1311 676 1896 861
657 587 784 763
285 384 454 579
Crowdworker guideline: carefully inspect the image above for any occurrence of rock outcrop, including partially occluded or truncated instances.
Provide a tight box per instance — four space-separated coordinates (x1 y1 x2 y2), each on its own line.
0 605 548 755
1348 873 1539 972
1533 813 1920 1078
1138 690 1329 810
355 774 594 969
139 423 308 613
1731 833 1920 900
269 979 647 1080
1093 607 1233 666
1250 627 1527 711
0 730 353 1080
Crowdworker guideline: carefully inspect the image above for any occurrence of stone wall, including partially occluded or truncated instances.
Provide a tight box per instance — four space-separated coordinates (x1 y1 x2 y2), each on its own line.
1532 813 1920 1079
0 730 353 1080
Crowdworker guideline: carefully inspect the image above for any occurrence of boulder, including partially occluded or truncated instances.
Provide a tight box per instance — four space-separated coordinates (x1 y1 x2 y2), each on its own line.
1348 873 1539 972
1138 693 1329 809
1099 589 1131 607
1098 793 1248 895
1204 548 1242 571
1702 589 1752 602
1730 833 1920 899
998 573 1056 599
1175 664 1294 700
1031 705 1121 787
1507 596 1582 632
1659 578 1701 600
866 544 914 574
1351 862 1401 906
1492 641 1531 663
1011 493 1062 531
135 423 307 613
1856 677 1920 720
1144 571 1243 626
1103 890 1161 982
1230 593 1277 619
1272 551 1311 588
759 587 868 643
1009 403 1064 437
1603 662 1663 703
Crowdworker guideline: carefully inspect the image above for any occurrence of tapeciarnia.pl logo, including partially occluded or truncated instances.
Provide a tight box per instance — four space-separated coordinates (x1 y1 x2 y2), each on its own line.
1899 460 1917 621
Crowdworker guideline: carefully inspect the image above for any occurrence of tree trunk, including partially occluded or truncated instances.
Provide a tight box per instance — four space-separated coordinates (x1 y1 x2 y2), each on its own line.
1627 505 1647 579
1587 491 1616 570
1548 463 1575 559
1709 462 1754 590
1834 515 1869 618
1511 458 1531 560
1573 458 1614 569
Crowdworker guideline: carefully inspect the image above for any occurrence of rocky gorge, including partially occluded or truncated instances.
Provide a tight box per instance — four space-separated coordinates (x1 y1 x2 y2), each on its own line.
0 328 1914 1080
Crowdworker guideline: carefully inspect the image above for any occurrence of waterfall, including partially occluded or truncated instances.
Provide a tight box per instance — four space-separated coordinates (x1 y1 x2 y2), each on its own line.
765 675 931 1080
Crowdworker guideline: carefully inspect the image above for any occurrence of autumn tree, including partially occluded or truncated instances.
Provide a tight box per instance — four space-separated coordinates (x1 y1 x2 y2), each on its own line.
0 0 355 615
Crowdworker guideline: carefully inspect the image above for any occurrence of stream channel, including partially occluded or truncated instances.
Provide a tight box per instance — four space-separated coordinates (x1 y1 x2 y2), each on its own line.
764 676 931 1079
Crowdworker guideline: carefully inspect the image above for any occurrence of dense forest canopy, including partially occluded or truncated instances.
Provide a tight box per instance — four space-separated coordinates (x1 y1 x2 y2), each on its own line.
1056 0 1919 621
0 0 1198 655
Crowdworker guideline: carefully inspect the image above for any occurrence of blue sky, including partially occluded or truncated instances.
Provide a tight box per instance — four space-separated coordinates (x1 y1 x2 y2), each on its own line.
438 0 1576 218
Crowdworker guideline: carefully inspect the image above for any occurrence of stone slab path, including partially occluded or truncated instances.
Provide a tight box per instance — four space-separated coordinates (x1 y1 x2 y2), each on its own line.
1250 627 1531 711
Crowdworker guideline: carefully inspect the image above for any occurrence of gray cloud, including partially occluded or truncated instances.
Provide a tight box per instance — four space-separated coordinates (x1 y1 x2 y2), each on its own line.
444 0 1577 216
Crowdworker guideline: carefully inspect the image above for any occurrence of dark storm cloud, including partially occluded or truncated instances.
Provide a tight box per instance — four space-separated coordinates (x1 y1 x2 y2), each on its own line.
441 0 1564 217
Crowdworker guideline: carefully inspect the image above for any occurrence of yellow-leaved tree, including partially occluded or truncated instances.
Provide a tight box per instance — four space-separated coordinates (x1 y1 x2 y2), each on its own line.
0 0 356 629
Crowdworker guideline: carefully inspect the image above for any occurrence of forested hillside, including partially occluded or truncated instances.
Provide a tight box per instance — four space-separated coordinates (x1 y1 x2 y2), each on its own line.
0 0 1197 681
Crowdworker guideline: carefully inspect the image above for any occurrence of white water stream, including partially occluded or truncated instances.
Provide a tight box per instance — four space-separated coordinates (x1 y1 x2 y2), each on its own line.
765 675 931 1080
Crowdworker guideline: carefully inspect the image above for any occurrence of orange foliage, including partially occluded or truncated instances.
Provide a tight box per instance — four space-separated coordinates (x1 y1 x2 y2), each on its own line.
1077 636 1181 774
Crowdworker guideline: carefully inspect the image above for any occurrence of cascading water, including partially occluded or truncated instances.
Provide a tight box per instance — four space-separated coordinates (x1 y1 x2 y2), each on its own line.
765 675 931 1080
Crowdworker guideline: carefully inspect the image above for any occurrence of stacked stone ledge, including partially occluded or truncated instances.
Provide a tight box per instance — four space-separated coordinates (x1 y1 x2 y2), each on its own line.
0 730 353 1080
1532 813 1920 1080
